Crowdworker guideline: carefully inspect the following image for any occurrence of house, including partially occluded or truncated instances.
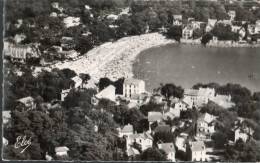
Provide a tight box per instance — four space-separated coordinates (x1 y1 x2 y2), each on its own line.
4 41 40 63
50 12 58 17
234 126 254 142
173 100 188 112
183 87 215 108
148 112 163 124
126 132 153 151
3 137 8 146
175 133 188 152
91 85 116 105
118 124 134 138
63 16 80 28
71 76 83 89
196 113 216 139
188 141 206 161
16 96 36 111
3 110 11 125
55 146 69 157
123 78 145 99
14 34 26 43
209 94 235 109
228 10 236 21
182 26 193 39
173 14 182 26
205 19 217 32
61 89 70 101
106 14 119 21
158 143 176 161
85 5 92 10
127 147 140 159
255 20 260 33
129 92 150 106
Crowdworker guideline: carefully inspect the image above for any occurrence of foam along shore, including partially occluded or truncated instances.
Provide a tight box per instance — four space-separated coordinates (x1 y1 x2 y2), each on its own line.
52 33 176 85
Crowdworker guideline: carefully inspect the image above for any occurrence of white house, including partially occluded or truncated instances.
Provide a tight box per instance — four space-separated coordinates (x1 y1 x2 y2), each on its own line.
127 147 140 158
148 112 163 123
61 89 70 102
173 14 182 26
234 126 254 142
184 87 215 108
3 137 8 146
189 141 206 161
4 41 40 63
123 78 145 98
71 76 83 89
158 143 176 161
196 113 216 139
55 146 69 157
91 85 116 105
63 17 81 28
182 26 193 39
210 94 235 109
255 20 260 33
3 110 11 125
16 96 36 111
206 19 217 32
175 134 188 152
118 124 134 138
126 132 153 151
228 10 236 21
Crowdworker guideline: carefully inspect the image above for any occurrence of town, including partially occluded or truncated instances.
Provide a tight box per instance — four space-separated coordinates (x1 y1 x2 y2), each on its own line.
2 0 260 161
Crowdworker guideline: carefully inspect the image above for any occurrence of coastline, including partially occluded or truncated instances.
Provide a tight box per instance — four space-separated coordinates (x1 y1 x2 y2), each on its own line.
51 33 260 87
52 33 176 85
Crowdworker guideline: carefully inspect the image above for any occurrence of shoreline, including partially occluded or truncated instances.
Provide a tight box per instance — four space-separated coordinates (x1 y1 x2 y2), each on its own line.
52 33 176 85
51 33 260 87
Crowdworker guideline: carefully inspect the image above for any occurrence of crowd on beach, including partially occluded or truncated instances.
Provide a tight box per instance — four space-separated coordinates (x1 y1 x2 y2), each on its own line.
53 33 175 85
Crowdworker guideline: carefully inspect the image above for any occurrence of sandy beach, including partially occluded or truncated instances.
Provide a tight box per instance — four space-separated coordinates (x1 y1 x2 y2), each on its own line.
52 33 176 85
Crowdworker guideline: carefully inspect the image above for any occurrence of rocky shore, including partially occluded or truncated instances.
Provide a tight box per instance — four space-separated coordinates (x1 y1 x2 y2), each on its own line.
52 33 176 85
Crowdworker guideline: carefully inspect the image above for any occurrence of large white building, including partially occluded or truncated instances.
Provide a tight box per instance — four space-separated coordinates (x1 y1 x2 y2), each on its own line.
123 78 145 98
183 87 215 108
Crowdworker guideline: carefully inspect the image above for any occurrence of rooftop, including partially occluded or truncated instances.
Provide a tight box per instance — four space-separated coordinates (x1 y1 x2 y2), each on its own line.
158 143 176 154
128 132 153 140
121 124 134 133
198 113 216 124
55 146 69 153
17 96 34 104
190 141 205 152
127 147 140 156
148 111 163 122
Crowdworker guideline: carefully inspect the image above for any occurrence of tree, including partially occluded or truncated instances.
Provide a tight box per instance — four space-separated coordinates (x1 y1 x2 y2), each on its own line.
225 139 260 161
160 83 184 100
164 26 182 42
140 147 167 161
201 32 213 45
98 77 112 91
212 23 239 41
211 131 228 149
253 92 260 101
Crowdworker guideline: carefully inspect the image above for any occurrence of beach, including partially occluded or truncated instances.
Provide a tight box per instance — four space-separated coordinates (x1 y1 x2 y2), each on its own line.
52 33 176 85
